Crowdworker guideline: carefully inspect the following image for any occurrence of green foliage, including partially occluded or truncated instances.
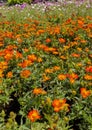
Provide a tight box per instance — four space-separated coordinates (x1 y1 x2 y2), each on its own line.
7 0 31 5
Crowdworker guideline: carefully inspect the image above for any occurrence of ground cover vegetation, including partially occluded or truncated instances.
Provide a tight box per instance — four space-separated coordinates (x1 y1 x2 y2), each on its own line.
0 0 92 130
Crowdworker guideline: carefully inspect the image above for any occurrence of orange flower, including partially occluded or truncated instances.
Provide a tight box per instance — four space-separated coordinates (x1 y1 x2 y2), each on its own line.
52 99 69 112
45 68 53 73
53 66 60 71
42 74 51 82
80 40 87 44
85 66 92 73
59 38 66 43
78 20 84 27
84 74 92 80
36 29 45 35
71 53 80 58
33 88 47 95
5 31 14 38
18 60 33 68
27 109 41 122
76 63 83 67
67 73 78 79
54 26 60 34
48 128 52 130
67 73 78 83
89 54 92 58
27 54 37 62
20 70 31 78
0 89 3 94
60 55 67 60
0 50 4 57
0 69 4 78
74 36 80 41
45 38 51 43
77 47 82 52
4 51 14 61
7 71 13 78
65 18 72 24
80 88 91 98
48 47 57 52
88 34 92 38
0 61 8 70
58 74 66 80
36 44 49 52
23 48 29 52
52 51 59 55
62 45 70 51
85 47 89 52
17 37 23 43
15 51 23 59
70 42 78 47
37 57 42 62
0 42 3 47
15 34 23 43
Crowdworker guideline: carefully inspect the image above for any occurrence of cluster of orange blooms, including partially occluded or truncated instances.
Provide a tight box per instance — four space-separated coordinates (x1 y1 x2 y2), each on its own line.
52 99 69 112
0 15 92 125
58 73 78 83
84 66 92 80
27 98 70 122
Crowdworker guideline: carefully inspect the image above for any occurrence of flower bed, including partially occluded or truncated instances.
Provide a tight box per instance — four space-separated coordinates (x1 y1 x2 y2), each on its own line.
0 1 92 130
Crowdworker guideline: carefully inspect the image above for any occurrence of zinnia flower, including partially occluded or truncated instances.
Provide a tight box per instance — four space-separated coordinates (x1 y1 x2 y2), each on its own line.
27 54 37 62
85 66 92 73
52 99 69 112
59 38 66 43
84 74 92 80
33 88 47 95
67 73 78 83
58 74 66 80
20 70 31 78
80 88 91 98
53 66 60 71
7 71 13 78
45 68 53 73
27 109 41 122
54 26 60 34
0 61 8 70
45 38 51 43
71 53 80 58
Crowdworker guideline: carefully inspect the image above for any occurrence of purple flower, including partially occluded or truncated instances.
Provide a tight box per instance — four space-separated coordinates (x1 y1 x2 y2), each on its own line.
20 3 27 9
